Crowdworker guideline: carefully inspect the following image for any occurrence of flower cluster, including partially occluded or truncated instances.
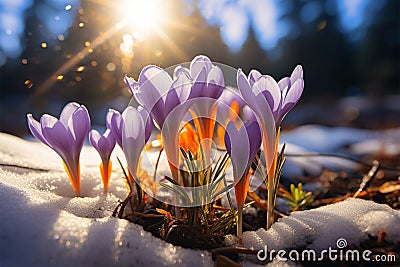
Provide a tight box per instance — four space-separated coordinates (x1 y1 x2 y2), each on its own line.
27 55 303 241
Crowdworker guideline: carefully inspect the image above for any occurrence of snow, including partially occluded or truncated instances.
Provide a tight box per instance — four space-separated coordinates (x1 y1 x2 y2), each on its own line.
1 128 399 267
0 133 213 267
226 198 400 252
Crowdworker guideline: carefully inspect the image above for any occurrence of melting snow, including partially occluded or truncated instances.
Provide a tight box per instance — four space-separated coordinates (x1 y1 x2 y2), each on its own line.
226 198 400 252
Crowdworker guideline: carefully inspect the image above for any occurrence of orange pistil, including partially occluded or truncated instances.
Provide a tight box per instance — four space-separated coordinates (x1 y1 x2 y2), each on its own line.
100 160 112 193
63 161 80 197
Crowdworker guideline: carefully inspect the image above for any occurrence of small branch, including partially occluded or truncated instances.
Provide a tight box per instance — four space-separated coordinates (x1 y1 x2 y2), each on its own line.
0 163 57 172
353 160 380 198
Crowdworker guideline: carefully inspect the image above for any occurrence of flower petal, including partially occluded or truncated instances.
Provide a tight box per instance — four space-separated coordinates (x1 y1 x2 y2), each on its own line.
68 106 90 151
41 114 74 159
161 100 193 180
138 107 153 143
244 121 262 165
237 69 261 118
173 65 190 80
249 69 262 87
278 77 290 94
188 67 206 99
189 55 212 80
206 65 224 99
106 109 123 148
125 76 138 97
89 129 101 148
224 121 251 182
27 114 50 147
122 106 145 177
59 102 80 127
171 72 192 104
98 132 114 162
290 65 303 85
254 75 281 114
280 78 304 120
138 65 172 102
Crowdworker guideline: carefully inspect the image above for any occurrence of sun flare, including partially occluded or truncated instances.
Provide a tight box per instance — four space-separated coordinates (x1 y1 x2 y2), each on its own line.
117 0 164 35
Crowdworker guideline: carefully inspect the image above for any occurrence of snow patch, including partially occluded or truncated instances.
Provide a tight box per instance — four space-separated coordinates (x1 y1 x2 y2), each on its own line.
234 198 400 252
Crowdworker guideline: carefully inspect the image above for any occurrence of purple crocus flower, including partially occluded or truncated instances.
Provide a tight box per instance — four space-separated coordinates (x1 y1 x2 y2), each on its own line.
27 102 90 196
224 120 262 243
125 66 193 184
238 65 304 230
121 106 147 180
237 69 277 172
89 129 116 193
174 55 225 165
106 109 123 148
125 66 191 130
106 107 153 148
174 55 224 102
247 65 304 126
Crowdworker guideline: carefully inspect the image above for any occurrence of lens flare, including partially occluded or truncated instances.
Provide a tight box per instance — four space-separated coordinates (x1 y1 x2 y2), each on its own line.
117 0 164 35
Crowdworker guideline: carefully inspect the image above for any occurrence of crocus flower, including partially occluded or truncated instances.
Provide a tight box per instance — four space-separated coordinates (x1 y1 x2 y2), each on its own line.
27 102 90 196
106 109 123 148
174 55 224 102
247 65 304 126
224 120 262 243
89 129 116 193
238 66 304 229
125 66 192 184
237 69 277 173
106 107 153 148
121 106 147 182
174 55 225 165
125 66 191 130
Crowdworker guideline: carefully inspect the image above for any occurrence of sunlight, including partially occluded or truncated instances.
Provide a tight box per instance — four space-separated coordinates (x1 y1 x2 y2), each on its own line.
117 0 164 35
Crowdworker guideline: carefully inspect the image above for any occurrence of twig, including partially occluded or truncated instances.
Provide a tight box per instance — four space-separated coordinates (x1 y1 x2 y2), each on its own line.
353 160 380 198
0 163 57 172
